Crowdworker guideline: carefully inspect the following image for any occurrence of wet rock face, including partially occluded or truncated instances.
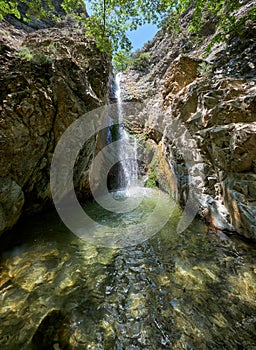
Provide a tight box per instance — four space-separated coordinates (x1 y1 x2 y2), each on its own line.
121 1 256 241
0 19 110 235
163 57 256 240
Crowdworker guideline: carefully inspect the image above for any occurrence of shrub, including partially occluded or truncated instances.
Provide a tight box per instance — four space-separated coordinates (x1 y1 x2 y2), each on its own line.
17 45 53 64
145 170 158 189
18 46 34 61
33 53 53 64
197 61 213 77
112 50 131 72
113 49 151 72
130 51 151 72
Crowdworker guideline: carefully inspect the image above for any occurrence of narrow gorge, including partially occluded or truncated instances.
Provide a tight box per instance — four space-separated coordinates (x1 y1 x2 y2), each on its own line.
0 1 256 349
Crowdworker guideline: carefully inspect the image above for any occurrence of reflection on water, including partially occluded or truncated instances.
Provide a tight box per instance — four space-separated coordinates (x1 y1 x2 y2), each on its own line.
0 192 256 349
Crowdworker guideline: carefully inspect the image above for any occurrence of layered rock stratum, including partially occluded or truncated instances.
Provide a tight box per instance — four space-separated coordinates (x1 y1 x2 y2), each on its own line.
0 7 110 235
121 0 256 241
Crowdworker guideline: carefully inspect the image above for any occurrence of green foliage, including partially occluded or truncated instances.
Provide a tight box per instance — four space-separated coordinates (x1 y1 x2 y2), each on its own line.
46 41 58 54
33 52 53 64
112 50 131 72
17 46 34 61
160 1 256 54
197 61 213 77
145 171 158 189
1 0 255 54
0 0 56 22
113 50 151 72
86 0 160 51
0 0 20 20
0 0 85 22
22 0 54 22
17 45 53 64
61 0 85 13
130 51 150 72
186 0 256 53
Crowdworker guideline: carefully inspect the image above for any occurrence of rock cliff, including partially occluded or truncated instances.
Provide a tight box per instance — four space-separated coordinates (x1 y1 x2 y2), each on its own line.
0 8 111 235
121 1 256 241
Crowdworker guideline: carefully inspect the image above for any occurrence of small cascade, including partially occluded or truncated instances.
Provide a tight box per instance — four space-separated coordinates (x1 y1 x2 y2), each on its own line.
115 73 139 191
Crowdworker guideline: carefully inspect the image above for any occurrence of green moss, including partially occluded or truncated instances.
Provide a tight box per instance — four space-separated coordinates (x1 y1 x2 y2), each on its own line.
145 170 158 189
145 149 174 194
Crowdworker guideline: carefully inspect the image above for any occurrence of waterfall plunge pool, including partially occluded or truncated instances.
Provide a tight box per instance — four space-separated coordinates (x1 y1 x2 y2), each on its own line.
0 187 256 349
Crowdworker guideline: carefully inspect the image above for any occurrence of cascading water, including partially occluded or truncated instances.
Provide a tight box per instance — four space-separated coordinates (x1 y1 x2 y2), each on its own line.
115 72 139 191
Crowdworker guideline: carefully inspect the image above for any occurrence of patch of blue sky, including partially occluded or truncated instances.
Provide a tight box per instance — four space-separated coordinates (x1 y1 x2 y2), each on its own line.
84 1 158 51
127 23 158 50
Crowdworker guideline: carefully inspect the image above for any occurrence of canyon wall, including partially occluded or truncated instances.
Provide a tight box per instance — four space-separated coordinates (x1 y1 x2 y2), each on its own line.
121 1 256 241
0 9 111 235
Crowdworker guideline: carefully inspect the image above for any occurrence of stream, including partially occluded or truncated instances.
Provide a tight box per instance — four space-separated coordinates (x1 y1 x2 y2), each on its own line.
1 74 256 350
0 193 256 349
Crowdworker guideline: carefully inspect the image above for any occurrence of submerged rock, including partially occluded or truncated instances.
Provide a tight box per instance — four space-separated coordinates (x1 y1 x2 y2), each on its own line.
31 309 71 350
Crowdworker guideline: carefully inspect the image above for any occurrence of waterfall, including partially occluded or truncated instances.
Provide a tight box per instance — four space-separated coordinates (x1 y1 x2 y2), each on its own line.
115 73 139 191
